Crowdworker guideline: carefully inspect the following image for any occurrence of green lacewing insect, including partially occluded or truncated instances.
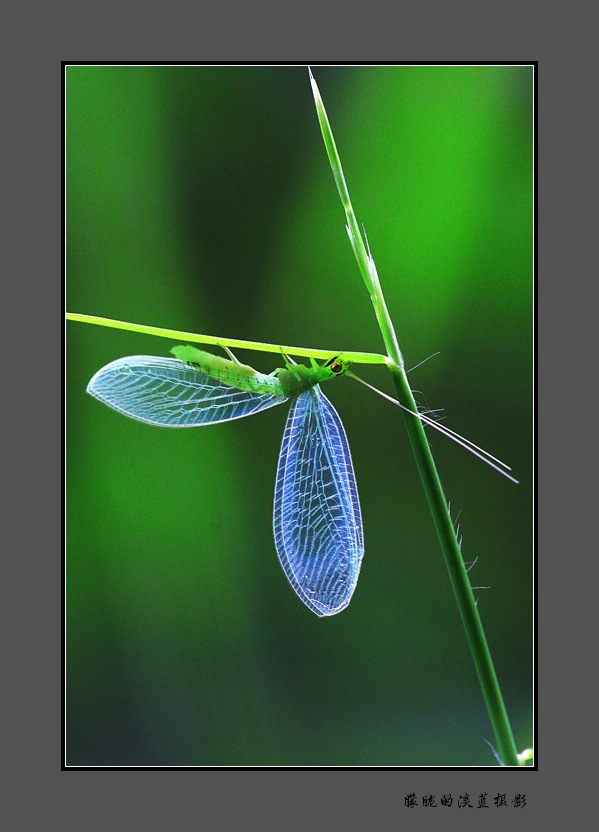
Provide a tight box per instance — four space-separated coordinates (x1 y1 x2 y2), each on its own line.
86 342 517 616
87 345 362 616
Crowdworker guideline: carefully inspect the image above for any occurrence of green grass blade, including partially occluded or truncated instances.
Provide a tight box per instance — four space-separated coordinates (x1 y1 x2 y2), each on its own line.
65 312 387 366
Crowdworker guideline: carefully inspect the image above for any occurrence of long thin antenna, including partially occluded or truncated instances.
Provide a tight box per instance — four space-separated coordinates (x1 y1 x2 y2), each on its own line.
346 370 519 484
406 351 441 373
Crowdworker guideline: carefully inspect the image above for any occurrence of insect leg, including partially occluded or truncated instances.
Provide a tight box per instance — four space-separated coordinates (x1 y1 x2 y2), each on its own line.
278 350 303 382
218 342 244 371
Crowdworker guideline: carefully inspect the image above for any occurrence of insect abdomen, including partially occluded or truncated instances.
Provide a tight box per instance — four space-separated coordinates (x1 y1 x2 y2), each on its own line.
171 345 284 395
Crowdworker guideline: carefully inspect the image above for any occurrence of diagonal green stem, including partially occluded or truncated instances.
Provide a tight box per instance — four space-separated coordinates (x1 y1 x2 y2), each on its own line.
390 365 519 766
309 67 519 766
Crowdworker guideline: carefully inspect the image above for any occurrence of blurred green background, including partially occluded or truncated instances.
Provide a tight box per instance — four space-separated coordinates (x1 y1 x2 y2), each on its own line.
66 65 533 766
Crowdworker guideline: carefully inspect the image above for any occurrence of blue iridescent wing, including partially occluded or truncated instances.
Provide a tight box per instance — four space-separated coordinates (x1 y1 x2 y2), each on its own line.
87 356 287 426
273 386 364 616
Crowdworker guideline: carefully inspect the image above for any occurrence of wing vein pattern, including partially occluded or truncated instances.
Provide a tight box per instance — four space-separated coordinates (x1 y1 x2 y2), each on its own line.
87 356 287 426
273 386 363 616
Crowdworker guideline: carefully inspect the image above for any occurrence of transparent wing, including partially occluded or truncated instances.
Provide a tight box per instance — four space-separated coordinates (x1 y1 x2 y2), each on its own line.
87 355 287 427
273 387 364 616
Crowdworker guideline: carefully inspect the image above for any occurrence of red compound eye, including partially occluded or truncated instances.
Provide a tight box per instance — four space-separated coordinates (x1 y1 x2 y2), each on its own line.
325 356 344 374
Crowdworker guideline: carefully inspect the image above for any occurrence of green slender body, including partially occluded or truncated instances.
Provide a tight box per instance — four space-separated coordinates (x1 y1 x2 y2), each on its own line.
171 345 348 398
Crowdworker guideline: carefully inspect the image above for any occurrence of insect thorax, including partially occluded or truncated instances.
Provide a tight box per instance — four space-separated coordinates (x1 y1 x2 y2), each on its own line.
276 359 347 398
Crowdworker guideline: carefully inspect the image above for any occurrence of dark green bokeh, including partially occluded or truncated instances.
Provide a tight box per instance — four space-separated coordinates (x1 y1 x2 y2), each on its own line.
66 65 533 766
